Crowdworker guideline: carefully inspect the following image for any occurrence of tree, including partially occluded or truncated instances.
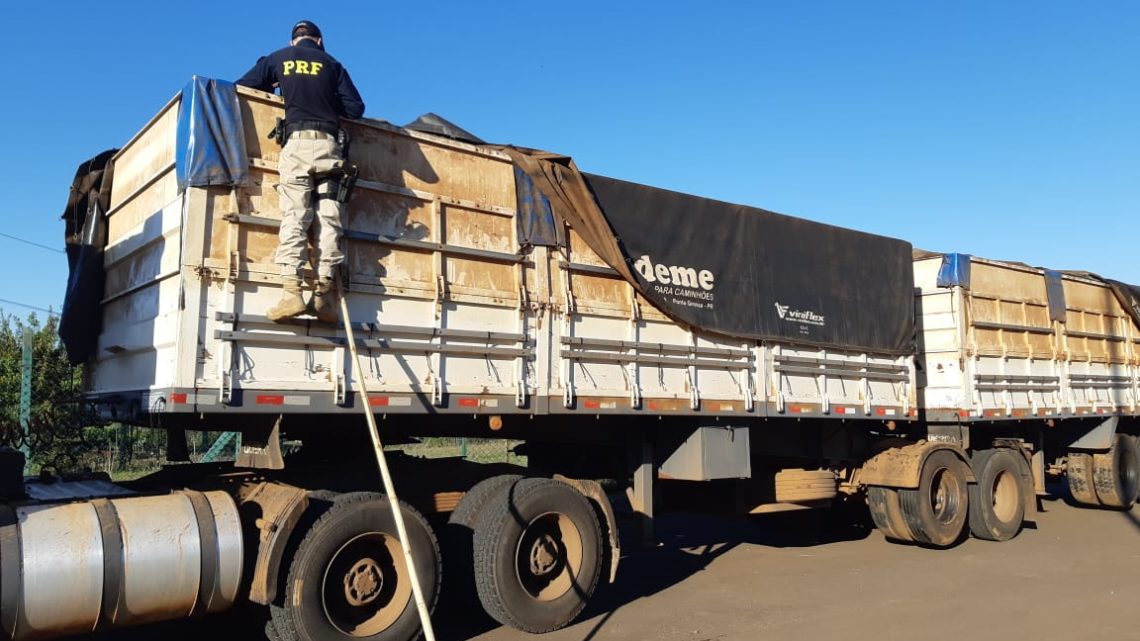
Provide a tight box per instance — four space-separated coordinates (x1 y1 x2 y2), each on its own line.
0 311 104 472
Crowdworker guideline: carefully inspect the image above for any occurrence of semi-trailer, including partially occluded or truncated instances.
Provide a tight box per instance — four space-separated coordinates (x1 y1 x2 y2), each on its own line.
3 78 1137 641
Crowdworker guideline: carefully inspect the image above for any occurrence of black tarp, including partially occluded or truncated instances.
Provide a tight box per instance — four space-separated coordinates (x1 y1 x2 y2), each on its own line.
580 174 916 355
403 113 486 145
62 149 116 272
60 150 116 365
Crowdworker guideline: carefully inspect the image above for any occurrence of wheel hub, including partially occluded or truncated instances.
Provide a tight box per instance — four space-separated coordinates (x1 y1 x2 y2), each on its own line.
528 533 561 576
930 467 960 524
515 511 585 602
343 557 384 606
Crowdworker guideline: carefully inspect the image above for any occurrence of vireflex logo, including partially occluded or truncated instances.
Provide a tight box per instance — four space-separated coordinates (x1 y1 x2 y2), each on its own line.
775 302 826 326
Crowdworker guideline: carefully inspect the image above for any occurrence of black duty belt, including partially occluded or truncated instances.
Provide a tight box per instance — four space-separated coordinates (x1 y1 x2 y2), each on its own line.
285 120 339 137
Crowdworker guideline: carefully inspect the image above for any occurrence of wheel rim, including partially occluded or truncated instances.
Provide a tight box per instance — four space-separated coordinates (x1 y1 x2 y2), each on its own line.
513 511 584 602
321 532 411 637
929 467 963 525
991 468 1019 523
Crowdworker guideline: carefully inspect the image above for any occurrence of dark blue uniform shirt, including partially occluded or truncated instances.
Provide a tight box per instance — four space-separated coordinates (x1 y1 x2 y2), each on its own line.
236 39 365 128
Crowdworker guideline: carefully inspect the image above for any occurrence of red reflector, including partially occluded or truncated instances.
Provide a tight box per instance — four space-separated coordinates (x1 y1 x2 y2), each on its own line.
875 408 887 416
583 400 601 409
959 410 970 417
369 396 390 407
647 402 660 411
169 393 188 404
458 398 479 408
256 395 284 405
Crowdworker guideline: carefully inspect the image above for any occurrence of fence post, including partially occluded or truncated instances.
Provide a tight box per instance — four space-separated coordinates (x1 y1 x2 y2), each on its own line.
19 328 32 473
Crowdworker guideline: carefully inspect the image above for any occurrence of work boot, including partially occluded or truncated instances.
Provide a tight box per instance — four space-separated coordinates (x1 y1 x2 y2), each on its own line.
266 275 307 322
311 277 340 324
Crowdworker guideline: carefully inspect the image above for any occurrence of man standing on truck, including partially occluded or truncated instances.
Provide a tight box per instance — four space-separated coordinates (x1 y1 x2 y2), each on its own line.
236 20 365 322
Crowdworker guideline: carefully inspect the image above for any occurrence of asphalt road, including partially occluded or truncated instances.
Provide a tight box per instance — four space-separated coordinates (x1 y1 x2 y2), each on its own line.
89 483 1139 641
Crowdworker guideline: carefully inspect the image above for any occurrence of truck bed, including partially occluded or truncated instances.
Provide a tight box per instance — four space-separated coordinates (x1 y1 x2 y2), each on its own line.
87 80 916 427
915 252 1140 422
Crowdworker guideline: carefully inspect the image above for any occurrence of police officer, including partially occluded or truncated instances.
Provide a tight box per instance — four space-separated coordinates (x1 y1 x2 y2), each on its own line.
236 20 365 322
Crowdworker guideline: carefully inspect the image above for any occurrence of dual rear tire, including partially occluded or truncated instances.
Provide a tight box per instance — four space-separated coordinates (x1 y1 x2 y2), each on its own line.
869 448 1030 547
1068 433 1140 509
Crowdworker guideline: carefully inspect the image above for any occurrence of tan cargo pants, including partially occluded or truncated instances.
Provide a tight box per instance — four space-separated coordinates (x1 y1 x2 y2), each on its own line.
275 132 345 279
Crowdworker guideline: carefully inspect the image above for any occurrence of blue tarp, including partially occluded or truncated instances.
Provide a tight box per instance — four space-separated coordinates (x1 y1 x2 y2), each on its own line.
176 76 250 190
936 253 972 289
514 166 562 246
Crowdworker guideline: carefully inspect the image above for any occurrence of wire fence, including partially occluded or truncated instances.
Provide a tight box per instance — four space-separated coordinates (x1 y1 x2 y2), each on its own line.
73 429 527 481
388 437 527 466
181 433 526 466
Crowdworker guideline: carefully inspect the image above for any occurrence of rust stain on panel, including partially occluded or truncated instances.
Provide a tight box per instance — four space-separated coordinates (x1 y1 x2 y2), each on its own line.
346 191 434 239
350 244 434 285
567 228 609 267
239 97 282 164
443 205 513 253
235 168 280 217
571 273 630 311
971 263 1048 304
445 257 516 295
345 125 515 209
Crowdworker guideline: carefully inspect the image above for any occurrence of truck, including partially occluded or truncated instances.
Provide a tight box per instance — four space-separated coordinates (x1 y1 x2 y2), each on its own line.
2 77 1138 641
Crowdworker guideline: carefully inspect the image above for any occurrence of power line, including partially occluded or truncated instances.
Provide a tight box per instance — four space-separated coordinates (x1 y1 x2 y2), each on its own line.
0 298 59 317
0 232 64 254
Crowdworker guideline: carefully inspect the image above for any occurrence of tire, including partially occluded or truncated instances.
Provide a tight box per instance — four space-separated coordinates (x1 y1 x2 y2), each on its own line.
449 475 526 530
867 486 915 543
898 449 970 548
272 492 441 641
265 617 282 641
774 469 838 503
270 490 340 641
446 475 524 607
1092 433 1140 509
472 478 603 633
1066 451 1099 506
968 449 1026 542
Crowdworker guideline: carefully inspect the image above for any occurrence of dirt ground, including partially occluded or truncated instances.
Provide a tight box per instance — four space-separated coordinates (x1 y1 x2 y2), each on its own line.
93 482 1139 641
451 485 1140 641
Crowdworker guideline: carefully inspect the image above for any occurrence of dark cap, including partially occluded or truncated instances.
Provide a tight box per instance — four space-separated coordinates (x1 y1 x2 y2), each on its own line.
291 20 322 39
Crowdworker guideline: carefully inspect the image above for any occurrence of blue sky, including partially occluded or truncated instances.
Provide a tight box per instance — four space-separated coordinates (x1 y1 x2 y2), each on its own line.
2 1 1137 318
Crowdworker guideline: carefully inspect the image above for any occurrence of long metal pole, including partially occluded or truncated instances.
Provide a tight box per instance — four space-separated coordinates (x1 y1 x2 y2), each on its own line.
337 280 437 641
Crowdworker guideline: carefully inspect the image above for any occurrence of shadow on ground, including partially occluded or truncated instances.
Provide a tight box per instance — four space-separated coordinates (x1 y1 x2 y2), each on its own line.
68 504 876 641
